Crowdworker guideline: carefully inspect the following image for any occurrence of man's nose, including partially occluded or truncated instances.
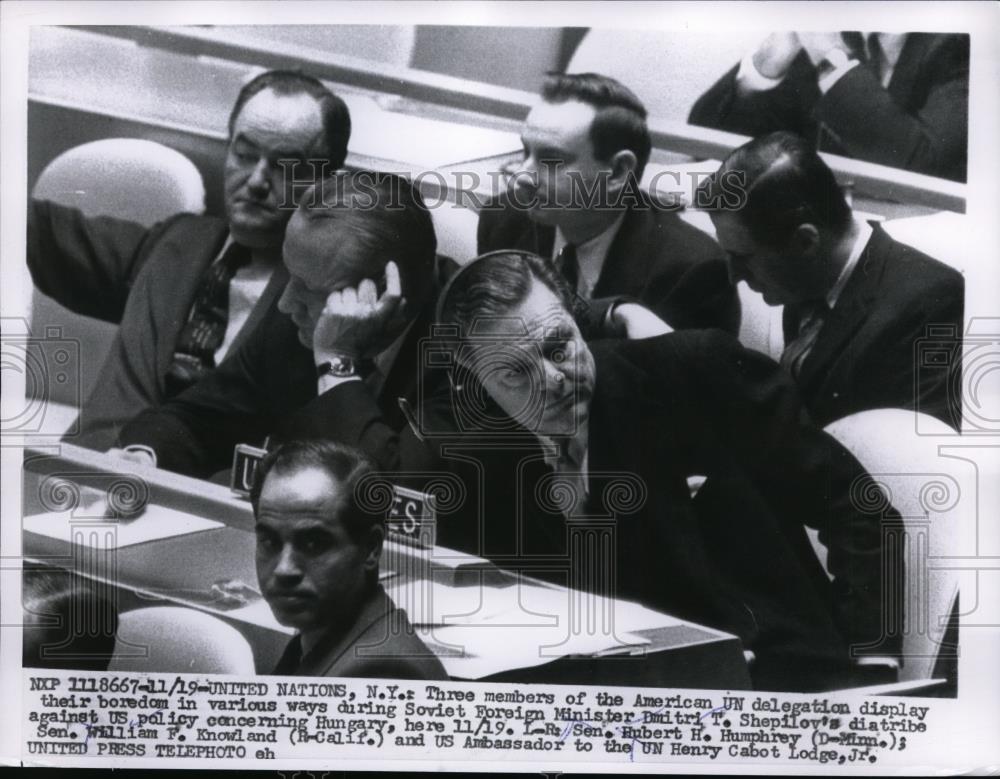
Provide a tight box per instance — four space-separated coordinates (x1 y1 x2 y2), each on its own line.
544 359 570 393
726 254 748 285
247 158 271 196
272 545 301 581
277 283 296 314
509 159 538 195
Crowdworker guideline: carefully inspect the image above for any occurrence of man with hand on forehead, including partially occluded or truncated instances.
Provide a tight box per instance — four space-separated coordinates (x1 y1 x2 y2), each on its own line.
426 250 903 692
118 172 453 479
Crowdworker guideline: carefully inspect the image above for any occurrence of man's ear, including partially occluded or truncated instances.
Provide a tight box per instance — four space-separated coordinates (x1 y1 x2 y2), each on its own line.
608 149 639 192
363 525 384 572
791 223 821 257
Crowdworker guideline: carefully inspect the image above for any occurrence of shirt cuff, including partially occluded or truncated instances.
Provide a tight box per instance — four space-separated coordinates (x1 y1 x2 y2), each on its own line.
817 57 861 93
317 374 362 396
855 656 901 670
736 51 786 92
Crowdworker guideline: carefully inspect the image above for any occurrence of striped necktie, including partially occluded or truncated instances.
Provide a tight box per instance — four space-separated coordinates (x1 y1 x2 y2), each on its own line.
165 242 251 396
781 302 829 378
558 243 580 295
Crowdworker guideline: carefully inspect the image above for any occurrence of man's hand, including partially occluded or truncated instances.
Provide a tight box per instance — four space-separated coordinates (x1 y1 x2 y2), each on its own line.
798 32 849 66
751 32 803 79
313 261 405 362
612 303 673 339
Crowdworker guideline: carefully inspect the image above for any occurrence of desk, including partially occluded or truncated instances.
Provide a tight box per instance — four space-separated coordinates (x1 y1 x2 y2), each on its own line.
21 443 752 690
27 25 964 217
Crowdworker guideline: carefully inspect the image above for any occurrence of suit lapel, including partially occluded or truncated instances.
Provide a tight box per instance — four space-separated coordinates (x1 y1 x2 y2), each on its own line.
592 200 649 299
298 587 391 677
154 218 230 379
796 227 888 391
887 33 932 109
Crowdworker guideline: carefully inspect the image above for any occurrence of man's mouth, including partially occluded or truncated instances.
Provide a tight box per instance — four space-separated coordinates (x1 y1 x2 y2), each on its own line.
236 198 277 215
268 591 312 608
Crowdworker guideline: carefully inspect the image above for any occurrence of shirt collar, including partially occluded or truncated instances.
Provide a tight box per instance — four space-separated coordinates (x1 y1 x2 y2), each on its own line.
374 317 416 377
552 212 627 296
826 218 873 310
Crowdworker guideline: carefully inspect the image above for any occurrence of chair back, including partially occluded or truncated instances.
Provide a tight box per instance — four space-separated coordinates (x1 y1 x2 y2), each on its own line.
29 139 206 418
823 409 966 682
108 606 256 674
33 138 205 224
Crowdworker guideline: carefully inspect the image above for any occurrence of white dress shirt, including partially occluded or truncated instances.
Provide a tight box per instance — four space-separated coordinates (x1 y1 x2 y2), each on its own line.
552 212 627 299
211 236 276 365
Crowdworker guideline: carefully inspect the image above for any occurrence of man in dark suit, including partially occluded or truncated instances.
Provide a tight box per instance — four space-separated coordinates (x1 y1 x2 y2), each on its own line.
699 131 964 429
28 69 351 450
252 439 447 679
478 72 739 334
689 32 969 181
423 249 904 692
117 172 450 479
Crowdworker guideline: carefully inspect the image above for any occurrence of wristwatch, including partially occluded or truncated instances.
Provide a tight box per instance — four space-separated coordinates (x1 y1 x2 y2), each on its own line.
315 355 372 380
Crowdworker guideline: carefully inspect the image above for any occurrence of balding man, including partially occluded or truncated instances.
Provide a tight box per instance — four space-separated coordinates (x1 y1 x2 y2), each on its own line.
698 131 964 429
118 172 453 478
28 69 350 449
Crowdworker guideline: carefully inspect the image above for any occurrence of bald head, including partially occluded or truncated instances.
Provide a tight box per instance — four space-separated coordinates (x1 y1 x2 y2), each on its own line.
277 172 437 348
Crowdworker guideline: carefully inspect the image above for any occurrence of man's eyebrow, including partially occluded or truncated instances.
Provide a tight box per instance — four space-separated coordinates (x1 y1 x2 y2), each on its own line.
231 133 260 149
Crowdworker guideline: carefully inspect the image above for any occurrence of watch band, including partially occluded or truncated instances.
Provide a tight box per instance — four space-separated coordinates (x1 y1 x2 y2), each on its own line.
316 355 373 380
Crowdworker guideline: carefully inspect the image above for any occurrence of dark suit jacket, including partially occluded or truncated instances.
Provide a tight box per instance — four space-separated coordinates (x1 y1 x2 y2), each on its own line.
271 586 448 680
689 33 969 181
313 330 904 691
477 190 741 335
118 260 454 479
784 224 964 429
27 200 285 450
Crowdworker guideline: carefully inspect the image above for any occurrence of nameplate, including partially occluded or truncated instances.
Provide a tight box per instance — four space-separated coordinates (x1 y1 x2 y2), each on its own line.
386 485 437 548
229 445 436 548
230 443 268 498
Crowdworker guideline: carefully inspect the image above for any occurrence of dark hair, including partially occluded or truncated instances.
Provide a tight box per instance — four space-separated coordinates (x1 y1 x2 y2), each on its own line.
23 568 118 672
541 72 652 178
297 171 438 304
229 69 351 170
436 250 586 339
250 439 382 543
697 131 853 248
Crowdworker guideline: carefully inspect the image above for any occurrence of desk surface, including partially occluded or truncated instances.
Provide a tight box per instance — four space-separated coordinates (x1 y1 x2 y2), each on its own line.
21 443 751 689
27 25 964 215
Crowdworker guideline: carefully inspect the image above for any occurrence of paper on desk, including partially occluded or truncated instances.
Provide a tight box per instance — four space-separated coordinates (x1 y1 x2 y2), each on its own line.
222 598 295 634
343 95 520 169
387 579 684 635
23 505 223 549
387 580 573 627
416 623 650 679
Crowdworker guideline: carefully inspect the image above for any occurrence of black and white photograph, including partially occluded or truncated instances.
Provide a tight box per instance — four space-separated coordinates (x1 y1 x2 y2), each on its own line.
2 1 998 773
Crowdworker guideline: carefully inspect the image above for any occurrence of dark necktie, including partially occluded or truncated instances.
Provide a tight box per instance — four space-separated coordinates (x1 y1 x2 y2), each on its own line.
165 242 251 396
866 33 885 83
558 243 580 296
780 302 829 379
841 31 885 82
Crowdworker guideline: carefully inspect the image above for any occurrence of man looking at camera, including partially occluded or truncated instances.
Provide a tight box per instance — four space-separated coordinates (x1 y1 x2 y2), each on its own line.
253 439 447 679
28 69 350 449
